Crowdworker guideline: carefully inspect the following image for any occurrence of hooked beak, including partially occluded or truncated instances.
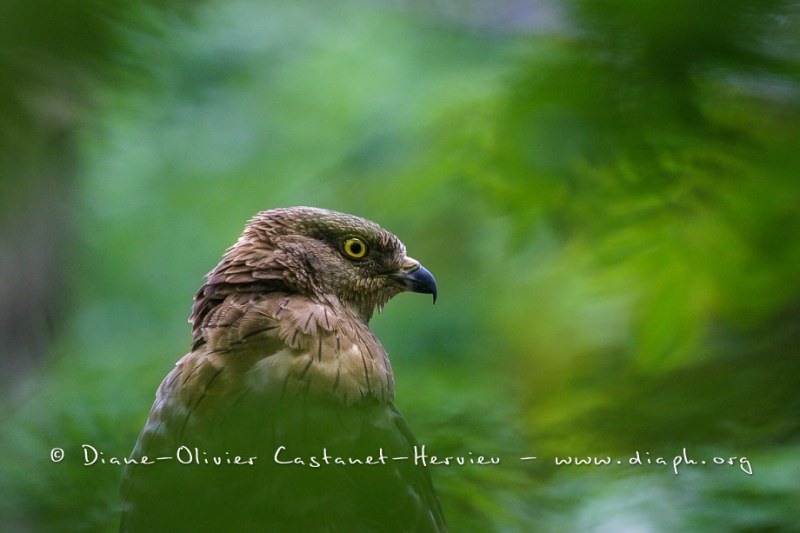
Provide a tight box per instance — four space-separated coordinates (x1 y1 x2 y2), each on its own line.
390 256 438 303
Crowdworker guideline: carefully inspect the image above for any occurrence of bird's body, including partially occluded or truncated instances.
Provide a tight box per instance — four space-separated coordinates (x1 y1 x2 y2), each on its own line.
120 207 445 532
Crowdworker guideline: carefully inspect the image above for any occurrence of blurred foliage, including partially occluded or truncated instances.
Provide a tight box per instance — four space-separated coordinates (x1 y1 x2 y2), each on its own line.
1 0 799 531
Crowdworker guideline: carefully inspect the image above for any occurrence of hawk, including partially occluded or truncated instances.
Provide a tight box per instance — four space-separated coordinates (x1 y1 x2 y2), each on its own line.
120 207 446 532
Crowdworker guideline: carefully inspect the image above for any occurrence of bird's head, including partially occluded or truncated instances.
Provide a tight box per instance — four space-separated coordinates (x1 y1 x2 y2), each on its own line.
198 207 437 323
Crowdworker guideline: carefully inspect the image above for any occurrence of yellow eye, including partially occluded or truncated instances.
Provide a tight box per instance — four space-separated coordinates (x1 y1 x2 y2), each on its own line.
342 237 368 259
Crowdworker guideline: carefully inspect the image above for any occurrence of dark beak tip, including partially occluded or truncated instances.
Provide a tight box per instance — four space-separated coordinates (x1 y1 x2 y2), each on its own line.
397 263 438 303
415 265 438 302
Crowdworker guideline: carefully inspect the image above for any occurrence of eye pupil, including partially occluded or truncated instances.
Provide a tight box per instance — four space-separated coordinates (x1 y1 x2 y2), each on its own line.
350 242 362 254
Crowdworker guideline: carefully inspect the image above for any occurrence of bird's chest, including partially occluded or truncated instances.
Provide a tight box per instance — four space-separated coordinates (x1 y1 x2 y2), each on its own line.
161 363 402 461
242 337 395 405
199 295 397 405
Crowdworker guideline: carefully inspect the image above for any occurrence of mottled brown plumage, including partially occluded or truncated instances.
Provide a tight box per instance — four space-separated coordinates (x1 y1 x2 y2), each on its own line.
120 207 445 532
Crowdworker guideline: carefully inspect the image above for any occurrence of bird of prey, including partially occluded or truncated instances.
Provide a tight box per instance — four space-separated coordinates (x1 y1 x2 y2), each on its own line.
120 207 446 532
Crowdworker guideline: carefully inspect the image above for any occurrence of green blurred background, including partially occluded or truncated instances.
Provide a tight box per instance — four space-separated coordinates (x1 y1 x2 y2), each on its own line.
2 0 799 531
